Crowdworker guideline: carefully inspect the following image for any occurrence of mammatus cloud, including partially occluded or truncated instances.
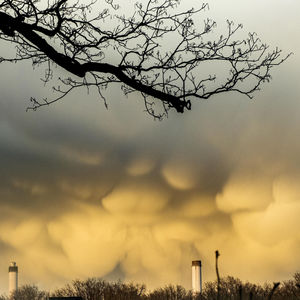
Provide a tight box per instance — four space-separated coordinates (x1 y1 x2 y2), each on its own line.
162 158 200 190
1 152 300 293
216 172 273 212
1 77 300 292
126 157 155 176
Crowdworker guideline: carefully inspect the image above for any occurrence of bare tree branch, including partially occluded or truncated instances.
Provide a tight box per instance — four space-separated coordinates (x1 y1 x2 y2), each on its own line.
0 0 291 118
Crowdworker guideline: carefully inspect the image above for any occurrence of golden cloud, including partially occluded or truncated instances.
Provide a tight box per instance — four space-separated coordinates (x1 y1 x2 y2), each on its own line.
126 157 156 176
216 172 273 213
162 158 199 190
102 180 170 215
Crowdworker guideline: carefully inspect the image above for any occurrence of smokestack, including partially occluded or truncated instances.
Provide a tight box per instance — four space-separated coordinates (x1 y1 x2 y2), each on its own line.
192 260 202 294
8 262 18 296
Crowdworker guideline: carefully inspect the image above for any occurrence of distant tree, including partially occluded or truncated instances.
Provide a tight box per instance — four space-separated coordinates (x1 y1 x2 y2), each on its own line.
52 278 146 300
10 285 48 300
148 285 193 300
5 273 298 300
274 280 299 300
0 0 290 118
294 272 300 285
52 278 107 300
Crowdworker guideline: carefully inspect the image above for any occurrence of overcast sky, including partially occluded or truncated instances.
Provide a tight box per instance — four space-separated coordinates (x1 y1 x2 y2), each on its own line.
0 0 300 294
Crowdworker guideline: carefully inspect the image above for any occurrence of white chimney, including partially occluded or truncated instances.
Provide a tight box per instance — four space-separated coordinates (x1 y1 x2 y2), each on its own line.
8 262 18 296
192 260 202 294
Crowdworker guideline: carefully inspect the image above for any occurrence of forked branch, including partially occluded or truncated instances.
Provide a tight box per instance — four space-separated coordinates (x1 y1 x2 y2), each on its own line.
0 0 291 118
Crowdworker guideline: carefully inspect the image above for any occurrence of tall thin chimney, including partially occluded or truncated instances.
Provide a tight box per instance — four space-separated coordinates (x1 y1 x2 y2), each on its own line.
8 262 18 296
192 260 202 294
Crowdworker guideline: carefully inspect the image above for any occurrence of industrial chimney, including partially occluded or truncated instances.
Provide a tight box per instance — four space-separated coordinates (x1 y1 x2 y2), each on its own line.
8 262 18 296
192 260 202 294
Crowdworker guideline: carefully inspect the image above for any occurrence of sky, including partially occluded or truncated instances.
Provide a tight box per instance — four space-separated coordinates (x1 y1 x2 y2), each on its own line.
0 0 300 295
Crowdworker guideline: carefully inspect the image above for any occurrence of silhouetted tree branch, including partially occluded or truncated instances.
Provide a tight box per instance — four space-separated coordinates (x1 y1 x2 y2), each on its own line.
0 0 291 118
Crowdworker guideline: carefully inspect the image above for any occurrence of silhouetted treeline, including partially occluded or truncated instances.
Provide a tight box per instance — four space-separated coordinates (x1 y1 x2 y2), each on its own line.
1 273 299 300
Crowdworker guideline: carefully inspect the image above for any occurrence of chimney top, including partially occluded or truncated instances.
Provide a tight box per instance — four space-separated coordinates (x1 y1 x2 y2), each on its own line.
192 260 201 266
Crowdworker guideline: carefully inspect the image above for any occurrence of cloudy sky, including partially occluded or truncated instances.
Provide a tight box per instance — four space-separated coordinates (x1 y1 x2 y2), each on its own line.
0 0 300 294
